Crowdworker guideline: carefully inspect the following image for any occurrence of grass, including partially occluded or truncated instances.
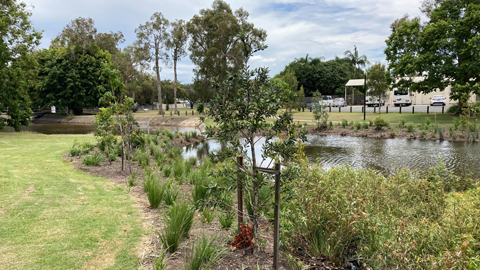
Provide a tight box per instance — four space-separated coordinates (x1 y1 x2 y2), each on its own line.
159 201 195 253
184 234 226 270
144 171 166 208
0 132 142 269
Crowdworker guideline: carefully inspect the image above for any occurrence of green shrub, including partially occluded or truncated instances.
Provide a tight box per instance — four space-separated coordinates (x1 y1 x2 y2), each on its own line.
165 130 174 140
163 166 172 177
173 159 184 179
185 132 191 141
184 234 225 270
354 121 362 130
341 119 348 128
192 176 211 209
82 152 104 166
163 183 179 206
373 117 389 130
399 120 405 127
70 147 82 157
144 172 165 208
447 104 458 114
127 171 137 187
159 201 195 252
420 130 426 138
197 103 204 113
133 148 150 167
218 210 235 229
406 122 415 132
368 119 373 126
201 207 216 223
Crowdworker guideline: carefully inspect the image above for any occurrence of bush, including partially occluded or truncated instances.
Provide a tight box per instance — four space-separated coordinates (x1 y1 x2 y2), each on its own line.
447 104 458 114
219 210 235 229
133 148 150 167
341 119 348 128
192 176 211 209
159 201 195 252
406 122 415 132
201 207 216 223
373 117 389 130
399 120 405 127
184 234 225 270
281 161 480 268
197 103 204 113
173 159 184 179
163 166 172 177
144 172 165 208
163 184 179 206
83 152 104 166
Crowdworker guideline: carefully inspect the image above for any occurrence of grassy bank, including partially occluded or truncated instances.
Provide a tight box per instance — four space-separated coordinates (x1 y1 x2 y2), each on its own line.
0 133 142 269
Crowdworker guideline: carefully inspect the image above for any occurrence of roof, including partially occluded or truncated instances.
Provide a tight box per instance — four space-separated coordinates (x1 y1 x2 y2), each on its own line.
346 79 366 87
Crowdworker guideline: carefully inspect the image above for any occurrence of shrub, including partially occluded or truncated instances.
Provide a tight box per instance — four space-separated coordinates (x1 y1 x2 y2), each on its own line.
82 152 104 166
406 122 415 132
133 148 150 167
354 121 362 130
390 130 396 138
368 119 373 126
201 207 216 223
373 117 389 130
399 120 405 127
192 176 211 209
159 201 195 252
184 234 225 270
127 171 137 187
144 172 165 208
163 183 179 206
420 130 426 138
163 166 172 177
197 103 204 113
447 104 458 114
219 210 235 229
185 132 191 141
70 146 82 157
165 130 174 140
173 159 184 179
341 119 348 128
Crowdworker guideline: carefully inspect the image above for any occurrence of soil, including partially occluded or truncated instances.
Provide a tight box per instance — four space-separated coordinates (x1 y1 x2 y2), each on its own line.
64 134 353 270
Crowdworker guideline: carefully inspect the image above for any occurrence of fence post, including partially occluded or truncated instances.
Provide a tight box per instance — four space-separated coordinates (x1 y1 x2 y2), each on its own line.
399 105 402 114
339 106 341 113
192 111 194 115
412 106 415 114
329 106 331 113
362 106 364 113
170 111 172 116
237 156 244 231
442 105 445 114
427 106 429 114
185 111 187 116
310 106 312 112
273 163 281 270
386 106 388 114
374 106 376 114
350 106 352 113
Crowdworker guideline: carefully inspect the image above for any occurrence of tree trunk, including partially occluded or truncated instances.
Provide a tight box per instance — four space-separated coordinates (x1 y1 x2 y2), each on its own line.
155 52 163 115
249 136 259 235
174 55 178 114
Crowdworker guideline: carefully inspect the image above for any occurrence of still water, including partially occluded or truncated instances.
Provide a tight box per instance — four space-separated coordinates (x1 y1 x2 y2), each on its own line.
184 135 480 178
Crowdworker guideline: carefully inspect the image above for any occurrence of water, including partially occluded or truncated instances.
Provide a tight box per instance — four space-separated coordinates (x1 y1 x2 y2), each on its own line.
183 135 480 178
3 123 200 135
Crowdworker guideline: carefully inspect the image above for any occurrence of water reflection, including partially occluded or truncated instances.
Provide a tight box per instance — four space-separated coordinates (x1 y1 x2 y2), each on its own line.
183 135 480 178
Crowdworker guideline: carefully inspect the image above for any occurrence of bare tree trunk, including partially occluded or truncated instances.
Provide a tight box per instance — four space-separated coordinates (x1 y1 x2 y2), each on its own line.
155 54 163 115
126 124 132 174
174 56 178 114
249 136 259 235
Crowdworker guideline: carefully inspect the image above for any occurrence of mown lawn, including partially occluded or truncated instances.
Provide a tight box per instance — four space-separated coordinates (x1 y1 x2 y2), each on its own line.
0 133 142 270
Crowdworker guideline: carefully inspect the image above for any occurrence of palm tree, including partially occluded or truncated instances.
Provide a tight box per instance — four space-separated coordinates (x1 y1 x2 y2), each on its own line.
344 45 369 78
344 45 369 105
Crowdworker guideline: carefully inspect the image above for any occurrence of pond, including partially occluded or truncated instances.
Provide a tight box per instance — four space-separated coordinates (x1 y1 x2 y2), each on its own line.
184 135 480 178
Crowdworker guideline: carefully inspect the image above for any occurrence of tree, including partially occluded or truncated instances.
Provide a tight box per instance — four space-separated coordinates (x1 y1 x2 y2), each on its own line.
165 19 188 113
35 45 112 114
135 12 169 114
187 0 267 100
203 37 307 236
95 31 125 55
366 63 390 114
0 0 42 131
385 0 480 114
343 45 369 79
51 17 97 56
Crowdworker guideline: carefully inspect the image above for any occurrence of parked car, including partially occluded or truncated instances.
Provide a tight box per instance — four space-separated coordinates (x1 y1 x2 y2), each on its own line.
430 95 446 106
319 96 333 107
365 96 385 107
333 98 347 107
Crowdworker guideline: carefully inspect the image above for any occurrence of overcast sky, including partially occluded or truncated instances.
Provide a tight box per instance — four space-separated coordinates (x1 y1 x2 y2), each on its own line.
25 0 426 84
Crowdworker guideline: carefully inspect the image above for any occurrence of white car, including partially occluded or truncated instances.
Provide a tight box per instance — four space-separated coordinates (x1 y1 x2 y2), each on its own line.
319 96 333 107
365 96 385 107
430 95 446 106
333 98 347 107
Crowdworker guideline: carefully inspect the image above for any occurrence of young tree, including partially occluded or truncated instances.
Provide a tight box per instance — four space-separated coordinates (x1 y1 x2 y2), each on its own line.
312 91 329 129
165 19 188 113
0 0 42 131
135 12 169 114
366 63 390 114
385 0 480 114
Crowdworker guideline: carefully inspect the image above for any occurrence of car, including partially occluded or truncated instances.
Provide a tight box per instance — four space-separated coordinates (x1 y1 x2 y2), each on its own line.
365 96 385 107
319 96 333 107
333 98 346 107
430 95 446 106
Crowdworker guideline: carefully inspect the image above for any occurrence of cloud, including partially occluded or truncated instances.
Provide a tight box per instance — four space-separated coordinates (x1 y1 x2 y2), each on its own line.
26 0 427 83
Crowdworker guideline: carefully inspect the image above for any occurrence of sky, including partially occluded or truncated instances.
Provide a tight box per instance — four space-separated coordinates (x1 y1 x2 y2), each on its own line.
25 0 426 84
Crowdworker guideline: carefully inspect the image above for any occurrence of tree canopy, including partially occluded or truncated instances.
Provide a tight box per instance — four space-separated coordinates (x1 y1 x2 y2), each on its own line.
385 0 480 112
0 0 42 131
187 0 267 101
